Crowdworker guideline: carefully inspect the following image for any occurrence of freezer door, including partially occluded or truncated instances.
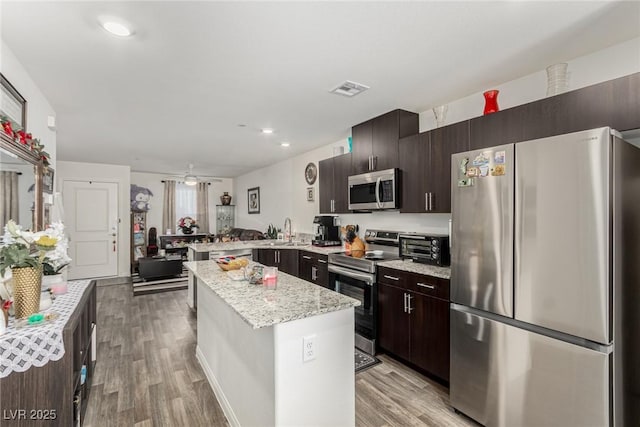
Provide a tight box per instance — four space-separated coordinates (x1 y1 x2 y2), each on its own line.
450 306 611 427
451 144 514 317
515 128 611 344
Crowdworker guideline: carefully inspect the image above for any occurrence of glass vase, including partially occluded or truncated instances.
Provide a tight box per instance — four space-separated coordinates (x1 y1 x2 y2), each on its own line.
483 90 500 115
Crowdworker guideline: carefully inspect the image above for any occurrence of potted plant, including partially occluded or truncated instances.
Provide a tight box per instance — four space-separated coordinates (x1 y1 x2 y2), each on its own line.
0 220 58 318
178 217 198 234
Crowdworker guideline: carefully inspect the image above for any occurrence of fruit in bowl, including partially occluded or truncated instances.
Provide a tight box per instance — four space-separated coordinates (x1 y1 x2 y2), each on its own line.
216 256 249 271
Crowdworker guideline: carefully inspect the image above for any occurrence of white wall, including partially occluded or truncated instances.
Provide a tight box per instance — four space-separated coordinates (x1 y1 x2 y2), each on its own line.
1 41 57 171
56 161 131 277
234 37 640 236
130 171 234 234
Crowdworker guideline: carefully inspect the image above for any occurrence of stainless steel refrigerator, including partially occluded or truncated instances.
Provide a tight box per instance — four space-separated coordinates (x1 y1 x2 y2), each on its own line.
449 127 640 426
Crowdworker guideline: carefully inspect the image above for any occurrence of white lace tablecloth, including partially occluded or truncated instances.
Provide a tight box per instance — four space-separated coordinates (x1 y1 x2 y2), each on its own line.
0 280 92 378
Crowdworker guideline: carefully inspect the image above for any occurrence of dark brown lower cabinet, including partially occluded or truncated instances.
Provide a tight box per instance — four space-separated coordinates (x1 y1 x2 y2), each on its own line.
254 248 299 276
298 251 329 289
378 283 411 361
0 281 97 427
377 268 450 382
409 292 449 381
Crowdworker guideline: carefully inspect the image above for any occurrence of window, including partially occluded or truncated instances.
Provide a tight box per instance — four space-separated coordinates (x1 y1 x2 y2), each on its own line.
175 182 197 220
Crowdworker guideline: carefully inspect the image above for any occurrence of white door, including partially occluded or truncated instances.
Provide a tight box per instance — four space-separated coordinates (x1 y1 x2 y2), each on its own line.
63 180 118 279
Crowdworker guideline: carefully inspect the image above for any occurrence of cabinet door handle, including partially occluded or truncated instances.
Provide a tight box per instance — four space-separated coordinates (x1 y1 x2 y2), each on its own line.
373 156 377 170
318 259 327 264
429 192 434 211
425 193 429 211
383 275 400 281
312 266 317 281
417 282 435 290
403 292 408 313
302 255 312 260
407 294 414 314
368 156 372 171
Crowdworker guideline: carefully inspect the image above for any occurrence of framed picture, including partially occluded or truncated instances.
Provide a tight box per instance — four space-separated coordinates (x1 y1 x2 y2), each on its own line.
1 73 27 130
42 167 54 194
306 187 314 202
248 187 260 214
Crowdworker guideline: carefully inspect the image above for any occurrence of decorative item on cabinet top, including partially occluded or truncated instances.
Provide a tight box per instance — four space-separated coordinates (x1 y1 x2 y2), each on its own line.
433 105 448 127
220 191 232 205
483 90 500 115
546 63 569 96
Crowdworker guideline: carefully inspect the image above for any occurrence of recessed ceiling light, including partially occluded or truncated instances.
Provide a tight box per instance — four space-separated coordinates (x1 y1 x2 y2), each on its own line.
280 142 290 147
102 21 132 37
261 128 274 134
237 124 247 127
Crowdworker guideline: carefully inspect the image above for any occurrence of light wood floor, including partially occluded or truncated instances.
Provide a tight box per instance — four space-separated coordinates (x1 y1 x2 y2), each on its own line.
85 283 477 427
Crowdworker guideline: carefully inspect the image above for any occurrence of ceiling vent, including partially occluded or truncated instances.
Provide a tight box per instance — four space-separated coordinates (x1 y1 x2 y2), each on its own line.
330 80 370 97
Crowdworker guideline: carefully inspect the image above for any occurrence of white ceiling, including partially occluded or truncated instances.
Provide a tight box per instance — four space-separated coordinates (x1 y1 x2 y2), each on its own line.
2 1 639 178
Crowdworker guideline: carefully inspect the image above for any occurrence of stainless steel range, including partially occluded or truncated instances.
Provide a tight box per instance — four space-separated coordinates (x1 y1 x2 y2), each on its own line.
328 229 402 355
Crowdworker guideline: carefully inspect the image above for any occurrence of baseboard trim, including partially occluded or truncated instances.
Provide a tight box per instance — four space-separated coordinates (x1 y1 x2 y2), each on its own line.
196 345 240 427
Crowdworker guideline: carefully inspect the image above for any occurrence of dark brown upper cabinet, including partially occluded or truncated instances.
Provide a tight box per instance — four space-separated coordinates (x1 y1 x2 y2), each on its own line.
399 121 469 213
319 153 352 214
351 109 419 174
470 72 640 149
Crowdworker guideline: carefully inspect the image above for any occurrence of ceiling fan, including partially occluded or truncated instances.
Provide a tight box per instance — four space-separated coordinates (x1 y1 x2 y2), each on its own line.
184 163 197 186
163 163 223 184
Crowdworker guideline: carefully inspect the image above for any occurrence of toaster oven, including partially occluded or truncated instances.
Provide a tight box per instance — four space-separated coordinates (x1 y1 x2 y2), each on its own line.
399 234 450 266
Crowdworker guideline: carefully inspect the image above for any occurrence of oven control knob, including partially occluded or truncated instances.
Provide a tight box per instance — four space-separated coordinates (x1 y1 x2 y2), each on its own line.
432 247 439 253
365 231 371 237
431 239 439 246
370 231 376 237
432 253 439 259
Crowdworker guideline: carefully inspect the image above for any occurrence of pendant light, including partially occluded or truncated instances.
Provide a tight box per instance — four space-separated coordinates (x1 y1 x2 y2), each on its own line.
184 164 198 186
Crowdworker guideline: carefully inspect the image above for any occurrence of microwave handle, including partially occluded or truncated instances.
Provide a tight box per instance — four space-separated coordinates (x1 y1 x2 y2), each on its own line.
375 177 382 208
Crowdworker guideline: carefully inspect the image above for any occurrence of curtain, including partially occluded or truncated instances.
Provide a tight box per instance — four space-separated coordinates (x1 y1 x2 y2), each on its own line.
196 182 209 234
162 180 176 234
0 171 19 228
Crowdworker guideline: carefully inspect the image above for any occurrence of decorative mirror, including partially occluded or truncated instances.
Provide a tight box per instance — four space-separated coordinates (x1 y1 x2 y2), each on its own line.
0 74 45 231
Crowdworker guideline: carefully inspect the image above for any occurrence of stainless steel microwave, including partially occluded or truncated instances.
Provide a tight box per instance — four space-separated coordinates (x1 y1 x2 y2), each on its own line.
348 168 399 210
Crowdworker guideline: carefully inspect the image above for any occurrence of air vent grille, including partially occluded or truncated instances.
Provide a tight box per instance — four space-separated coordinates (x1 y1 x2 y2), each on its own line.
330 80 370 97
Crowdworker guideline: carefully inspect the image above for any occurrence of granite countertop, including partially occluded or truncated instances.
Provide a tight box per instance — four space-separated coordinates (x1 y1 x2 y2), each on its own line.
377 259 451 279
184 260 360 329
189 241 343 256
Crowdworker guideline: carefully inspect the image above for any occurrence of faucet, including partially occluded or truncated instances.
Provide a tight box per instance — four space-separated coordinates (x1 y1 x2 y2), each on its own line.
284 217 292 243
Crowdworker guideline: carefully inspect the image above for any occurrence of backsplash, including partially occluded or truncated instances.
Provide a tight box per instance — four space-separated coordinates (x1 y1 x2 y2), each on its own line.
336 211 451 235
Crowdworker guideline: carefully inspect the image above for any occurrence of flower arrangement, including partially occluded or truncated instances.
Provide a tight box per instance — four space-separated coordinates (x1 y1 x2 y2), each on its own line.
178 217 198 234
0 220 71 276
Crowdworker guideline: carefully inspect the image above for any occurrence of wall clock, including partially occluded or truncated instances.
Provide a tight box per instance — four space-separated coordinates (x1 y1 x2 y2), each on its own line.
305 162 317 185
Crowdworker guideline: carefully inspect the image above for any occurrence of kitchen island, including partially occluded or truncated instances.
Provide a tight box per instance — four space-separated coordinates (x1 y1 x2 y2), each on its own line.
186 241 342 309
184 260 360 427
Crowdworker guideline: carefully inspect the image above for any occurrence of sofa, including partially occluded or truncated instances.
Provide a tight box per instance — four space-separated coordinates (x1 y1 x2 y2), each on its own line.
216 228 265 242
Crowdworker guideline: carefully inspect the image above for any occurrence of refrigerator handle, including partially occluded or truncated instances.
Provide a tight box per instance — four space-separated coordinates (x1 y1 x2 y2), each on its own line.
403 292 407 313
448 219 452 249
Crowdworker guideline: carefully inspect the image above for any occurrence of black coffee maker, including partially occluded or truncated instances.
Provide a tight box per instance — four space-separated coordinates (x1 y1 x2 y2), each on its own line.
312 216 341 247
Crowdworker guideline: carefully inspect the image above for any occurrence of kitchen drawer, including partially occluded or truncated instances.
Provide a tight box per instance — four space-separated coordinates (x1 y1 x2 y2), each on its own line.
407 273 449 300
378 266 449 300
378 267 408 288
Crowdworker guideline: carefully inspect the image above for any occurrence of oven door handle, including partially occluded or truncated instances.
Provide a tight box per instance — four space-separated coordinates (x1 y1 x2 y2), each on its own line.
328 264 375 286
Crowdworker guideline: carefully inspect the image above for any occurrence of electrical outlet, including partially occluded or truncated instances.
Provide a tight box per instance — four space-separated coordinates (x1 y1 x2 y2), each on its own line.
303 334 316 362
